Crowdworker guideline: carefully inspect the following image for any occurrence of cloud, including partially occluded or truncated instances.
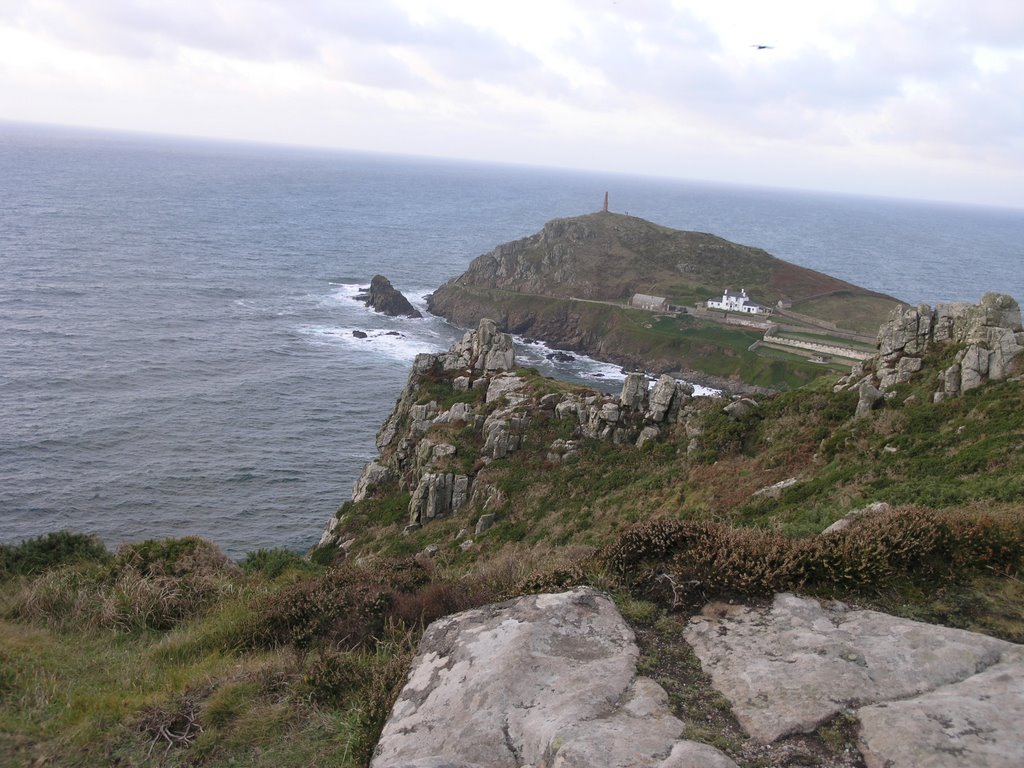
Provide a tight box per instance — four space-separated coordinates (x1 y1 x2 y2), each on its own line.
0 0 1022 206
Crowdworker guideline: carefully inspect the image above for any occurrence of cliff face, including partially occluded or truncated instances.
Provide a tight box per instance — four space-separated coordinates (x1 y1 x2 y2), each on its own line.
318 318 701 550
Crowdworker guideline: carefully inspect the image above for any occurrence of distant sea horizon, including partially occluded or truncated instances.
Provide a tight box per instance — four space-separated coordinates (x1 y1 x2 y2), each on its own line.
7 118 1024 217
2 122 1022 558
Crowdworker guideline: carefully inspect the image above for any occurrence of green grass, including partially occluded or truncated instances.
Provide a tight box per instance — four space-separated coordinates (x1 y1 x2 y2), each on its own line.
0 544 432 768
4 335 1023 766
431 287 837 389
790 293 898 335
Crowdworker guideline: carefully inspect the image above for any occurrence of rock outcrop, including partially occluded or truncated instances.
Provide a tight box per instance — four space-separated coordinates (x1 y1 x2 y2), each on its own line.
358 275 423 318
836 292 1023 403
372 589 1024 767
685 593 1024 765
319 319 520 545
319 324 705 549
551 372 696 447
371 588 738 768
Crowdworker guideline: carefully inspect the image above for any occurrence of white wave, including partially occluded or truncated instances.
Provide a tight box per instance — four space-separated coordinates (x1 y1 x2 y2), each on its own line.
317 283 367 308
406 287 438 312
512 335 719 396
300 325 450 363
306 282 719 396
318 283 439 327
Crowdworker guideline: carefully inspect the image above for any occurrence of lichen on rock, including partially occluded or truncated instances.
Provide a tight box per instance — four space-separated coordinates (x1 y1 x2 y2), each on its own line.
371 588 739 768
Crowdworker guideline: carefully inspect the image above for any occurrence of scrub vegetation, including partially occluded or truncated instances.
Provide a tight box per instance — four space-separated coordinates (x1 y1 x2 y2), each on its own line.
3 349 1023 767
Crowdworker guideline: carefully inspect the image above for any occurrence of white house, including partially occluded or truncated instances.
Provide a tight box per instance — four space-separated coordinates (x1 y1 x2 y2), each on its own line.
707 288 769 314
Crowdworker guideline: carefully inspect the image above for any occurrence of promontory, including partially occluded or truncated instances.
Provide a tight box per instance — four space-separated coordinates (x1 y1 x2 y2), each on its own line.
428 211 901 390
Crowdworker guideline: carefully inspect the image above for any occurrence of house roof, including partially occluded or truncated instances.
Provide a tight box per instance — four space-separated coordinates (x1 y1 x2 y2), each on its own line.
632 293 666 304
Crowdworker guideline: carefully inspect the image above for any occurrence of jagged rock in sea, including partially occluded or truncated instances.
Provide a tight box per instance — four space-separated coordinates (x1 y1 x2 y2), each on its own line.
370 588 739 768
685 592 1024 765
835 292 1024 404
357 274 423 318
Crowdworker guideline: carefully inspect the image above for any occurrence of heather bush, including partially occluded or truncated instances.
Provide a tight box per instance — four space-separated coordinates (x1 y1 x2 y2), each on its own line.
7 537 239 633
600 507 1023 607
0 531 111 578
116 536 237 578
388 581 483 627
246 558 434 650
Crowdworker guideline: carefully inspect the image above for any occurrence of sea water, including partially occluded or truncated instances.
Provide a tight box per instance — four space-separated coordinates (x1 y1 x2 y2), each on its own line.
2 123 1022 557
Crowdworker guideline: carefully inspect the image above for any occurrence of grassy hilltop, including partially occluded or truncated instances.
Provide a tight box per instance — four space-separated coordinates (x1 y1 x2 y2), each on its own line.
428 212 901 389
3 326 1023 766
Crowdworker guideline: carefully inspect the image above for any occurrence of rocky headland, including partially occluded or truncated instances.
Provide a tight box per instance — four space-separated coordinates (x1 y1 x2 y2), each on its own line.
427 212 901 390
320 318 700 550
319 291 1024 768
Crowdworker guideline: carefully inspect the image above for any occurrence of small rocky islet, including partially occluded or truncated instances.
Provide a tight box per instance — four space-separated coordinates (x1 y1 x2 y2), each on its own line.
357 274 423 318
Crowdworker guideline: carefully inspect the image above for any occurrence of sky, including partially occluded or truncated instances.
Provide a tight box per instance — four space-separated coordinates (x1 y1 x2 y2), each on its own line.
1 0 1022 209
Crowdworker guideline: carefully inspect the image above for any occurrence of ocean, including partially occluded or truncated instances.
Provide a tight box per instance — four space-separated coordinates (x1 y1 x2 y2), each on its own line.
2 123 1022 558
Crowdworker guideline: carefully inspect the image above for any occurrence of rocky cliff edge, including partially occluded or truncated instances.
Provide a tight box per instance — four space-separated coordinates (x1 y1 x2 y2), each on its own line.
319 319 704 550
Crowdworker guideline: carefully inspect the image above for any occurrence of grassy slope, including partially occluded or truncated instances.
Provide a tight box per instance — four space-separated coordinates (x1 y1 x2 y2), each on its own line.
791 293 902 336
435 212 901 330
3 352 1022 767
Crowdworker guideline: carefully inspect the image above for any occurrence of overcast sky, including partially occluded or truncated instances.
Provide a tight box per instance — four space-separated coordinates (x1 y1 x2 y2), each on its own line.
2 1 1022 208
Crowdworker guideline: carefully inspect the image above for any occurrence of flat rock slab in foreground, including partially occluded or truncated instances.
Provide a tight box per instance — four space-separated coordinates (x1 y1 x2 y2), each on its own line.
371 587 737 768
684 592 1024 766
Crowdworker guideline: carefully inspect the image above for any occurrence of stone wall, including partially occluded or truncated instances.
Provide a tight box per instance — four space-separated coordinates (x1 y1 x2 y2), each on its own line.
762 331 872 361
